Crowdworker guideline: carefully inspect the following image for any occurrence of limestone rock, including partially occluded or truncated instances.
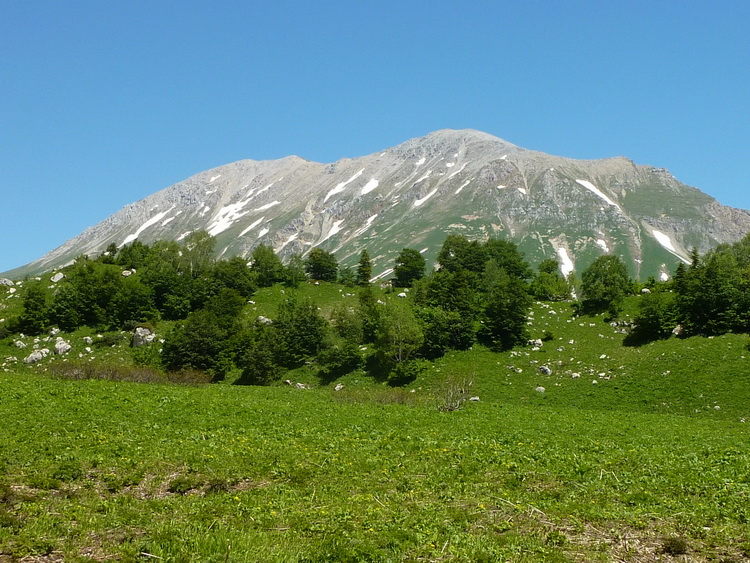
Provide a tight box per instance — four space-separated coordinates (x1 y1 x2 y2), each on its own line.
132 327 155 348
54 339 72 355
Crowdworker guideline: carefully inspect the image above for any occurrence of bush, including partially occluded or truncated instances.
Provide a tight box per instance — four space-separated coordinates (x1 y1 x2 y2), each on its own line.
387 358 427 387
434 374 475 412
317 342 363 382
662 536 688 556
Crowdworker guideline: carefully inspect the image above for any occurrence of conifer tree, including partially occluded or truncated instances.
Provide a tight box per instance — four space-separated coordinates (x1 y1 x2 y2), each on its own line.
356 249 372 286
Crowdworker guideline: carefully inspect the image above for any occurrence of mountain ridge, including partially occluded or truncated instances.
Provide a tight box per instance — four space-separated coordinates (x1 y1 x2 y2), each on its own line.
5 129 750 280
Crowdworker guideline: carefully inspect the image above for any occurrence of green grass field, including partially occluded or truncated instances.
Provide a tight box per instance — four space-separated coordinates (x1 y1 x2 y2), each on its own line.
1 291 749 561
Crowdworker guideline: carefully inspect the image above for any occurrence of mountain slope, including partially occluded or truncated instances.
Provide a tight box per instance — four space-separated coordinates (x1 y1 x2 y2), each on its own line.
7 129 750 280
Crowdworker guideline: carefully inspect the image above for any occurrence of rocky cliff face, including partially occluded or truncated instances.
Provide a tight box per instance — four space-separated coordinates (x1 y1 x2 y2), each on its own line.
7 129 750 280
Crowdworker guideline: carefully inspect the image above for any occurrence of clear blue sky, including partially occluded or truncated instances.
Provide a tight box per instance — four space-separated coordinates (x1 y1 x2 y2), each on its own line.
2 0 749 273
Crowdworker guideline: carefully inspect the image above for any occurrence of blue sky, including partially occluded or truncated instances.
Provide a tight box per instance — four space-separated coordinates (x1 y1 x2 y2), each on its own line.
2 0 749 273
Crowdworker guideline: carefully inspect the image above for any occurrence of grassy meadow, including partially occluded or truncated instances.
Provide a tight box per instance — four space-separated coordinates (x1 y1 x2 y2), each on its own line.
0 287 749 561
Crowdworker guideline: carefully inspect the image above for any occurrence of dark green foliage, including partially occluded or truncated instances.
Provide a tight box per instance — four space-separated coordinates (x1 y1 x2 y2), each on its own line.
331 303 364 344
250 244 285 287
305 248 338 282
236 326 283 385
375 299 424 369
338 266 357 287
161 310 231 376
18 281 49 335
317 341 363 381
417 307 475 359
416 269 481 318
437 235 486 273
209 256 257 298
115 239 151 269
386 358 427 386
283 253 307 288
627 291 678 344
393 248 426 287
356 249 372 286
580 255 631 316
484 238 533 280
662 536 688 556
273 295 330 366
478 260 532 351
204 288 246 330
108 276 158 328
357 285 382 343
530 259 570 301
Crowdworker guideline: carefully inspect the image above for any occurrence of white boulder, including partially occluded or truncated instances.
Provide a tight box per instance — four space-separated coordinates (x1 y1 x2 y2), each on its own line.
54 339 72 355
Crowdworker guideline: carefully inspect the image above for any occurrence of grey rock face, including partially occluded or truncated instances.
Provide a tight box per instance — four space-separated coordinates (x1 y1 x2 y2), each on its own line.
6 129 750 281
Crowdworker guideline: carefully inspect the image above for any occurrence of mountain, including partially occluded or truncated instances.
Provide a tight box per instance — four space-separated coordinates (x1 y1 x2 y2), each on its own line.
6 129 750 280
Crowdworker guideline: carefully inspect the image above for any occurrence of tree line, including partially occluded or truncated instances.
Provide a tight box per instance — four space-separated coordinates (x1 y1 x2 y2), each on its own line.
5 231 749 384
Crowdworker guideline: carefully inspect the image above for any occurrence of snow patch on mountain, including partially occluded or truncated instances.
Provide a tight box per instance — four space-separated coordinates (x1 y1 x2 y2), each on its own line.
371 267 394 282
319 220 344 244
257 227 269 238
278 233 298 250
556 247 575 279
325 169 365 202
652 229 676 252
122 207 174 246
448 162 468 178
575 180 621 211
254 201 280 212
455 179 471 194
414 188 439 207
208 199 255 236
596 239 609 253
360 178 379 195
239 217 265 237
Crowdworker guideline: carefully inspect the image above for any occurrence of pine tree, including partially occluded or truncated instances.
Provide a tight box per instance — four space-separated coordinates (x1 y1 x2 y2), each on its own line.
356 249 372 286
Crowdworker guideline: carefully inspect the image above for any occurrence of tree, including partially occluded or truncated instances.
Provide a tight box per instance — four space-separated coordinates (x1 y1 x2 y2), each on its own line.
530 259 570 301
393 248 426 287
108 275 158 329
416 307 475 359
274 295 330 366
305 248 338 282
236 326 283 385
18 282 49 335
210 257 257 298
250 244 284 287
436 235 486 273
161 309 230 376
180 230 216 278
116 239 151 270
283 253 307 288
627 290 678 344
580 255 631 316
478 259 532 350
375 300 423 368
484 238 533 280
356 249 372 286
338 266 357 287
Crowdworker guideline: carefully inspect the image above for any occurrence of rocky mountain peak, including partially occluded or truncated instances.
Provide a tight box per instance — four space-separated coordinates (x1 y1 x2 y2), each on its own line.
4 130 749 281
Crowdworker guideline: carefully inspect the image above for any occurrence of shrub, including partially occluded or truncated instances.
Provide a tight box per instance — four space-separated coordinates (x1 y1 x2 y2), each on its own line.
662 536 688 556
434 374 475 412
168 475 200 495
